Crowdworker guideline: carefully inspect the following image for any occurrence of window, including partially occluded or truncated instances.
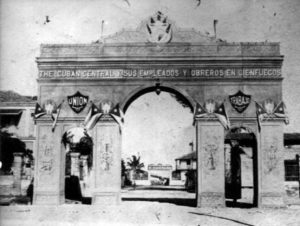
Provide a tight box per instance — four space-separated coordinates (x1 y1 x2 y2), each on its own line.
172 171 181 180
284 159 299 181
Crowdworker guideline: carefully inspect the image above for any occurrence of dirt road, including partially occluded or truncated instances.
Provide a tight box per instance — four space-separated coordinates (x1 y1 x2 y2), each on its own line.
1 201 300 226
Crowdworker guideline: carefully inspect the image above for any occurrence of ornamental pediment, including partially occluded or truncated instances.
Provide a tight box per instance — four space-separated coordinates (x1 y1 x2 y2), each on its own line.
103 12 217 44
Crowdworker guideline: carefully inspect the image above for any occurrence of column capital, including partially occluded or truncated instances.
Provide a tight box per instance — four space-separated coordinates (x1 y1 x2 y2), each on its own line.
261 117 286 124
80 155 89 160
70 152 81 157
194 115 219 122
99 114 117 122
13 152 23 157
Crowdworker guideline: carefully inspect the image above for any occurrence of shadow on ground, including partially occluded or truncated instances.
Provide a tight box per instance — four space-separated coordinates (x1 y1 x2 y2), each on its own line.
189 211 255 226
225 200 255 208
122 197 197 207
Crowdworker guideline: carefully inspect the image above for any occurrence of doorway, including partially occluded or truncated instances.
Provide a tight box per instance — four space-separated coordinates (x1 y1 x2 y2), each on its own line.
62 127 93 204
225 126 258 207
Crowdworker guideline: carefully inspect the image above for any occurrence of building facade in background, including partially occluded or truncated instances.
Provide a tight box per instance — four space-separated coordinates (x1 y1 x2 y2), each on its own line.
0 91 36 197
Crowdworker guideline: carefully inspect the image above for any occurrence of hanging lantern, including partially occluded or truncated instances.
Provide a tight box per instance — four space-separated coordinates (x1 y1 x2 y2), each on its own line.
155 82 161 95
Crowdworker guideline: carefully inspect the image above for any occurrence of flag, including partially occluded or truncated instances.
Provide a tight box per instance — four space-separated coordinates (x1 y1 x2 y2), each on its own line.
85 113 102 130
84 102 100 126
110 104 125 126
256 102 267 132
51 100 64 132
85 103 102 130
194 102 207 118
34 103 46 120
274 101 289 124
214 103 230 130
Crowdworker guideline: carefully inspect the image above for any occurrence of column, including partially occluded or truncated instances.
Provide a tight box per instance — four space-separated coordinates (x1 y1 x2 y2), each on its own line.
33 123 64 205
259 119 285 207
12 152 23 196
80 155 88 181
196 118 225 207
70 152 80 177
80 155 89 196
224 143 231 200
92 115 121 205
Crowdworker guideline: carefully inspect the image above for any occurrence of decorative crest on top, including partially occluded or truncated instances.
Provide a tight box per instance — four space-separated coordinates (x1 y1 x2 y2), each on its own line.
146 11 172 43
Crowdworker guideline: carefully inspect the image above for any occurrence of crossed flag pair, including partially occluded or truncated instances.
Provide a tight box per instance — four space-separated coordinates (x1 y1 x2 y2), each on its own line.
193 102 230 130
34 101 64 132
255 101 289 132
83 102 124 130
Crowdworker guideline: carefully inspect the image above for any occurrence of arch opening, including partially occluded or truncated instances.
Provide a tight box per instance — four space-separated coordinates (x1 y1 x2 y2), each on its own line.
224 126 258 208
62 127 93 204
122 86 194 114
121 90 196 207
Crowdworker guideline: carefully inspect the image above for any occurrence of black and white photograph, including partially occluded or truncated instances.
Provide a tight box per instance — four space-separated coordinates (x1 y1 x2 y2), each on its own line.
0 0 300 225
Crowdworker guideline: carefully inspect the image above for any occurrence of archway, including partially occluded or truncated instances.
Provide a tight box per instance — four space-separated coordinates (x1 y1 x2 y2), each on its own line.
33 14 285 207
62 127 93 204
122 85 194 113
224 126 258 207
121 87 196 206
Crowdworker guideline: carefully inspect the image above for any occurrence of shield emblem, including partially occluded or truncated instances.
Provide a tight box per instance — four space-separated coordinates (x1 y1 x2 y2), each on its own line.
146 12 172 43
67 91 89 113
229 90 251 113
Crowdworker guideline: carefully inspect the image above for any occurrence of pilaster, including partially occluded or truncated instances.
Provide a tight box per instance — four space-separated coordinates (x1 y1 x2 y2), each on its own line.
12 152 23 196
33 121 64 205
259 119 285 207
92 115 121 205
196 118 225 207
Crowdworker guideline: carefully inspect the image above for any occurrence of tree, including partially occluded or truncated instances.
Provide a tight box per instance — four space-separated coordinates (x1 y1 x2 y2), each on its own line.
62 128 93 169
121 159 126 177
0 130 26 173
127 155 144 186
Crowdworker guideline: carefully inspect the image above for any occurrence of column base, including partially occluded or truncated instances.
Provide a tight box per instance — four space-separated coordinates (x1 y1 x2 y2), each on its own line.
197 192 225 208
92 192 121 205
260 193 285 207
34 192 64 205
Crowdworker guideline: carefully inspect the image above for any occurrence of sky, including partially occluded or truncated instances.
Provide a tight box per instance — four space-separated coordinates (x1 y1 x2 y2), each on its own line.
0 0 300 167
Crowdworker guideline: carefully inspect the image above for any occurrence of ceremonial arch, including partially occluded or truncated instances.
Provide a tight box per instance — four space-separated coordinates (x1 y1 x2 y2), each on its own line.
33 13 287 208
